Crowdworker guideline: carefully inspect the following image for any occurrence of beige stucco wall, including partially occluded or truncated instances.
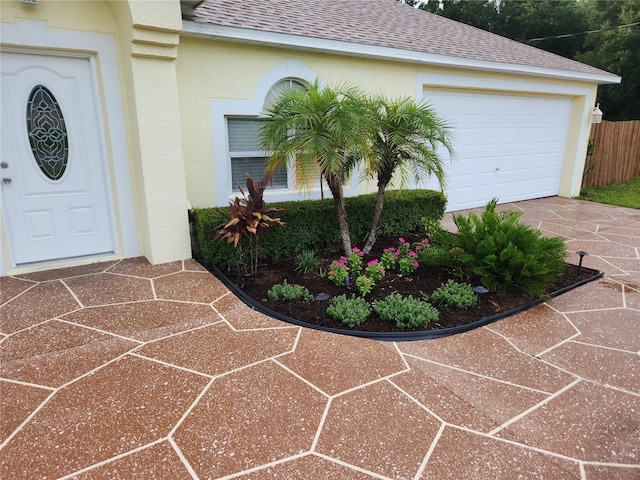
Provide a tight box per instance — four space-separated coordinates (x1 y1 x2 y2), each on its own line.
109 0 191 265
176 36 599 209
177 37 422 207
0 0 116 32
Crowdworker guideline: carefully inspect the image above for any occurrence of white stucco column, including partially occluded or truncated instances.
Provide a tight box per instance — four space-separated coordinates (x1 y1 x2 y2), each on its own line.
123 1 191 264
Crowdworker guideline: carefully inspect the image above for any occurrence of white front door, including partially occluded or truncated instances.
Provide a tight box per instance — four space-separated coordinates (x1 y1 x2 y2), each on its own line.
1 52 116 266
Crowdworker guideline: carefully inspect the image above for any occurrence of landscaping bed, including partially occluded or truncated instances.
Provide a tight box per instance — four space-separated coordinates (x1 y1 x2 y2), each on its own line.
204 234 601 340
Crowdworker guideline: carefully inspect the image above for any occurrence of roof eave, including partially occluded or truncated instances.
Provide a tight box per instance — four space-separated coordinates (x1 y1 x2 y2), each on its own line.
181 20 621 86
181 1 205 17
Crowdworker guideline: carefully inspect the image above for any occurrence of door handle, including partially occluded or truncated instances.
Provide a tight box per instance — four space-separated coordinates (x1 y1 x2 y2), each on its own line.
2 177 12 184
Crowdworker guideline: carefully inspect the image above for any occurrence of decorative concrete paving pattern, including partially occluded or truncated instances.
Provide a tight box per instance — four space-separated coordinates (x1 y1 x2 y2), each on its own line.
1 198 639 479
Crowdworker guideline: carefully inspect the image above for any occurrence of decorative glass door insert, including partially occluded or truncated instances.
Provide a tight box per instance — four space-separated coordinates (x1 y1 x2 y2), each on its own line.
26 85 69 181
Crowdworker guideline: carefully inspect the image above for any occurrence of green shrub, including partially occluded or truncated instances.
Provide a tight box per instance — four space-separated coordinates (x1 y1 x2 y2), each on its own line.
295 249 319 275
429 279 476 309
326 294 372 328
374 293 439 328
416 244 450 265
191 189 446 269
429 199 566 296
266 280 313 302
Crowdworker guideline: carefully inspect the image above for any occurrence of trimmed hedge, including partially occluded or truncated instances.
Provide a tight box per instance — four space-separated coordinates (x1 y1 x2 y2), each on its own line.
191 189 446 269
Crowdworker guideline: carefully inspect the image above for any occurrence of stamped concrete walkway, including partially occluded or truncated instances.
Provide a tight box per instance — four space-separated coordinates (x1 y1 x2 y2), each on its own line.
1 197 639 479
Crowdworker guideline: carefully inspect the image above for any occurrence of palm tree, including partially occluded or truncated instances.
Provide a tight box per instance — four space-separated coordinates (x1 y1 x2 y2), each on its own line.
260 80 371 256
361 95 454 253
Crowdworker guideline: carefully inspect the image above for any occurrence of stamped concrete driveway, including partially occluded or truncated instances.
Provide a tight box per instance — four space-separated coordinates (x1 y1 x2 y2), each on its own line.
1 197 639 479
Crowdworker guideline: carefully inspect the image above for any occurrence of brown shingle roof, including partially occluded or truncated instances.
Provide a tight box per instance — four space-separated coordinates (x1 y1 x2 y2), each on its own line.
190 0 617 79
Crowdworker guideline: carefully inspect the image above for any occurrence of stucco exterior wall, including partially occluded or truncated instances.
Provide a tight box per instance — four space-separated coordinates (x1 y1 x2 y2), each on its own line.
110 0 192 265
176 36 598 209
177 37 422 208
0 0 116 33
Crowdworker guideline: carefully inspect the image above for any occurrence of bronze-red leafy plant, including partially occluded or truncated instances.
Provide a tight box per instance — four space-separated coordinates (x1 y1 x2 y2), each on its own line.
215 171 285 275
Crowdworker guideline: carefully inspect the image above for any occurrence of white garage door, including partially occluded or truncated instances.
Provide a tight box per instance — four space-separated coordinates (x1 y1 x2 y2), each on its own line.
422 89 572 211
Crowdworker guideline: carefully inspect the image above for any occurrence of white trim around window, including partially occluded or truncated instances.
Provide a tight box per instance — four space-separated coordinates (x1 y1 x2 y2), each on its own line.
211 58 360 206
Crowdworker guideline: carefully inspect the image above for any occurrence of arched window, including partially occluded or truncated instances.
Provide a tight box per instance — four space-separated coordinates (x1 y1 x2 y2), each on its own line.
263 78 307 112
227 79 307 192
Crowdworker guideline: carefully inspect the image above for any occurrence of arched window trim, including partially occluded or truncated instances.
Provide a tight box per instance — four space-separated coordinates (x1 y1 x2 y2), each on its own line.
211 59 360 206
262 78 308 112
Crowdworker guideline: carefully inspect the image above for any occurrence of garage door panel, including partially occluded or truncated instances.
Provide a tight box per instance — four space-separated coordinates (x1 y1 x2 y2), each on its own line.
455 188 477 207
481 131 502 146
423 89 572 211
476 184 497 199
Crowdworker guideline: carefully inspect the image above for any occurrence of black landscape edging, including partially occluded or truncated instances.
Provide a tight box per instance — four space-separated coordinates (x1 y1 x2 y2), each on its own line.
202 260 603 341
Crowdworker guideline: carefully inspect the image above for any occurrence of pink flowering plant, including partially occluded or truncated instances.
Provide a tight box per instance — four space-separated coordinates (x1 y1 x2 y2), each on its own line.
395 237 421 276
398 253 420 276
347 247 364 274
397 237 411 255
327 237 429 294
380 247 398 270
355 275 375 296
328 259 349 286
328 247 365 287
365 259 386 282
352 259 387 297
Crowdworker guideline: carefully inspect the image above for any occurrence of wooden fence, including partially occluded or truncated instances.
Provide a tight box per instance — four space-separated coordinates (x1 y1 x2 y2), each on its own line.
582 120 640 188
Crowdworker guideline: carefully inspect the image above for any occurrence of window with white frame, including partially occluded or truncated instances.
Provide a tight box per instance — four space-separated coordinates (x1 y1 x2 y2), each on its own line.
226 79 306 192
227 118 287 191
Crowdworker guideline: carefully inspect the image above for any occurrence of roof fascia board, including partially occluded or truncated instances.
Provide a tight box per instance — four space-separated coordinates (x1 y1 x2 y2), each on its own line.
182 20 620 85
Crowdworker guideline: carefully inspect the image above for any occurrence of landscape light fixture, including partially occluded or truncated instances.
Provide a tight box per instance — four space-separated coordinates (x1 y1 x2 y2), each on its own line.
235 259 246 287
576 251 589 276
472 285 489 321
591 103 603 124
315 293 331 327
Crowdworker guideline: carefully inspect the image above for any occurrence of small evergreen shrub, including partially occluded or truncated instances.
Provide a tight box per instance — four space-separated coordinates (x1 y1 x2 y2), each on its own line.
423 199 566 297
374 293 439 328
266 280 313 302
326 294 372 328
429 280 476 309
295 249 319 275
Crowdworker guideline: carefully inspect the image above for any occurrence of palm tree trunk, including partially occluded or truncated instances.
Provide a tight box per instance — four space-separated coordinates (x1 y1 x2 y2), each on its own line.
363 177 389 254
326 173 352 255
